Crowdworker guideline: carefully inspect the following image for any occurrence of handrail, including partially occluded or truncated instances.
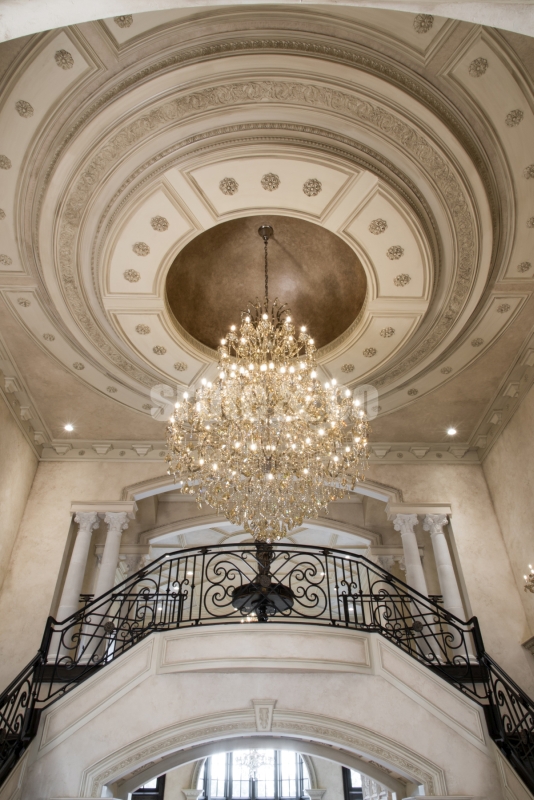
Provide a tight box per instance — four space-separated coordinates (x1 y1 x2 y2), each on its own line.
0 543 533 792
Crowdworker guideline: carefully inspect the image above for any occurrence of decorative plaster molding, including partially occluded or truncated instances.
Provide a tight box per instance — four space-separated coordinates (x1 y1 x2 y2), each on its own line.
252 700 276 732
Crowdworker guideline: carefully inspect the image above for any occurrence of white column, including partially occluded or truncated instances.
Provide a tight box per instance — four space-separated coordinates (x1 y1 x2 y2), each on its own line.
56 512 100 621
93 512 131 598
423 514 464 619
393 513 428 597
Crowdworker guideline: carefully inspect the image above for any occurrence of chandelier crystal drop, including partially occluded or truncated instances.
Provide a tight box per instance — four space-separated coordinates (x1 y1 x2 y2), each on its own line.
165 224 370 541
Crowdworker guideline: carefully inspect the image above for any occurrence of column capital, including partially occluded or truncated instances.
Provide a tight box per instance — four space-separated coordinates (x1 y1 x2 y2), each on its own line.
103 511 131 537
392 513 419 535
73 511 100 532
386 502 452 520
70 500 137 517
423 514 449 536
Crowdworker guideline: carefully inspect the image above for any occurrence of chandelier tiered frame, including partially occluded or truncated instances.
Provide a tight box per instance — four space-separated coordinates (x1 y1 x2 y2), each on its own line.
165 226 370 541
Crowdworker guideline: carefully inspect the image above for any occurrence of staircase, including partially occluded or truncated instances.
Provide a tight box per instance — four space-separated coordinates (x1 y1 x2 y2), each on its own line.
1 543 533 791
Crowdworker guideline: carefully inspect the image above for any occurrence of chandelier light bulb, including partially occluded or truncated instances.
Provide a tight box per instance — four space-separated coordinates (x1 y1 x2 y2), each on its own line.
64 423 74 432
164 225 370 541
447 427 457 435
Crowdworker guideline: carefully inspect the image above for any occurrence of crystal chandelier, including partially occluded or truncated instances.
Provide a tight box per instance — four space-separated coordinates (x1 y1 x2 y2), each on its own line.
165 224 370 541
235 749 274 778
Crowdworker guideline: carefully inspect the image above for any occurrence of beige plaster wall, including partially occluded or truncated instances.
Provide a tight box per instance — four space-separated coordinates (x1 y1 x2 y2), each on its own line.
0 392 37 594
367 463 534 694
483 383 534 641
0 460 164 687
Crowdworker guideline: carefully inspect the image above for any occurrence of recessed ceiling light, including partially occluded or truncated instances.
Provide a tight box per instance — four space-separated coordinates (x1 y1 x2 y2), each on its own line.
447 427 457 436
64 423 74 432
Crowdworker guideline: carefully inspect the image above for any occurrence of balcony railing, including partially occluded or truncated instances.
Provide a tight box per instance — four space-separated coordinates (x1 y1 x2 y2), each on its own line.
1 543 533 791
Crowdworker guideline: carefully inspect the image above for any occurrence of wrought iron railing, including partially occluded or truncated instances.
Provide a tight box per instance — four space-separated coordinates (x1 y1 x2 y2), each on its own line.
1 543 533 791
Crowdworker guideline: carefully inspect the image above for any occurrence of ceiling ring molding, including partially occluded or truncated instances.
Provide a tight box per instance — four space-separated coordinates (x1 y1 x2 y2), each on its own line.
16 29 504 340
94 129 440 365
42 76 482 395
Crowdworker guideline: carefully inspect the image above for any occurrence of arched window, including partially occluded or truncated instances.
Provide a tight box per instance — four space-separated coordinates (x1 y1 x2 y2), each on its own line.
197 750 310 799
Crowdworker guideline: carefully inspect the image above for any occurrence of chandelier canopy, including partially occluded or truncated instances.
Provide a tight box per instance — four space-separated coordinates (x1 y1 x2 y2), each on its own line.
165 224 370 541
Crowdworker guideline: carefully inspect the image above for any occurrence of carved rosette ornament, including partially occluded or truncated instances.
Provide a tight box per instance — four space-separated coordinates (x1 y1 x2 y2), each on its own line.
506 109 524 127
518 262 532 272
174 361 187 371
107 386 117 393
441 366 452 374
261 173 280 191
369 218 387 235
407 388 418 396
471 337 484 347
73 362 85 370
0 209 5 219
153 345 167 355
132 242 150 256
17 298 30 307
54 49 74 70
469 57 488 78
380 327 395 338
394 273 411 286
0 255 12 265
413 14 434 33
0 156 12 170
142 403 152 410
219 177 238 195
524 165 534 180
151 215 169 231
43 333 55 341
387 246 404 260
341 363 354 373
528 218 534 229
497 303 511 313
114 15 133 27
363 347 377 357
135 324 150 334
303 178 322 196
124 269 140 282
15 100 33 118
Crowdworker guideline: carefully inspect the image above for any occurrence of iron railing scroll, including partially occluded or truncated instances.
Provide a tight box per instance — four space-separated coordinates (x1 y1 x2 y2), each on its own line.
0 543 533 792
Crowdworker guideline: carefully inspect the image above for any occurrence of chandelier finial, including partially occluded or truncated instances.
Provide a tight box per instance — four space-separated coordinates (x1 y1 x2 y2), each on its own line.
258 225 273 308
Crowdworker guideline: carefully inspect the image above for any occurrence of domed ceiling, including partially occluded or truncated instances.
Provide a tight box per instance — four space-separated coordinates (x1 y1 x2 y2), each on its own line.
166 215 367 351
0 5 533 464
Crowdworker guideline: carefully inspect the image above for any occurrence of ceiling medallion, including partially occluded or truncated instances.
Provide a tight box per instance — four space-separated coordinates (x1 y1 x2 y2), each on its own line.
0 255 12 265
407 388 418 396
165 225 370 542
43 333 55 341
133 242 150 256
174 361 187 371
114 15 133 27
15 100 33 118
73 362 85 370
54 50 74 70
441 366 452 374
497 303 511 313
505 110 524 127
517 262 532 273
17 298 30 307
469 57 488 78
380 327 395 338
394 273 411 286
0 156 12 170
471 338 484 347
0 210 5 219
151 215 169 232
261 173 280 192
413 14 434 33
219 177 239 195
369 219 387 235
135 324 150 334
153 345 167 355
524 165 534 180
341 363 355 373
124 269 140 282
387 246 404 260
302 178 322 197
363 347 377 357
528 218 534 228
